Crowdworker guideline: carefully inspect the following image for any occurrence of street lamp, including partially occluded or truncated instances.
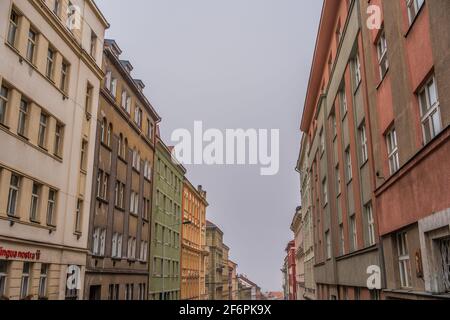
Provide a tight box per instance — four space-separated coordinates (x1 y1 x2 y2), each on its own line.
161 220 192 300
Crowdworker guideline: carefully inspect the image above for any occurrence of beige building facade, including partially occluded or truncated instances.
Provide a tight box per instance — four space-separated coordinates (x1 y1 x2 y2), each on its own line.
0 0 108 299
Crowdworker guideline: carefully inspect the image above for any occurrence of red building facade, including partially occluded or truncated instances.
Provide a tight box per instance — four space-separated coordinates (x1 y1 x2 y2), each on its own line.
299 0 450 300
286 240 297 300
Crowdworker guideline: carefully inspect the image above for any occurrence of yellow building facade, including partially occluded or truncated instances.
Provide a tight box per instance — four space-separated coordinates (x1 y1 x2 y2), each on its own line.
180 180 208 300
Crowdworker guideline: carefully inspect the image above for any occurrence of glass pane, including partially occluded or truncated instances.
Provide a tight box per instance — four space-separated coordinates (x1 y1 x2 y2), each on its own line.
431 110 442 137
423 119 432 143
419 91 428 115
428 79 438 106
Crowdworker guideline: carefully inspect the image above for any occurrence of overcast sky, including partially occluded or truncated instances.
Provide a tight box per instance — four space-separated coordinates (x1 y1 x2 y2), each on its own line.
96 0 323 292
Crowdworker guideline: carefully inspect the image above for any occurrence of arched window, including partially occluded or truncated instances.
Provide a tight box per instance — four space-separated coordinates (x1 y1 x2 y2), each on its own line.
118 133 123 157
107 123 112 147
100 117 107 143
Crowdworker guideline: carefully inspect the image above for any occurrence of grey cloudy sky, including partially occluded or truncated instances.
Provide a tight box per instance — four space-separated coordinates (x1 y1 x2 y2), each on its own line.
96 0 323 292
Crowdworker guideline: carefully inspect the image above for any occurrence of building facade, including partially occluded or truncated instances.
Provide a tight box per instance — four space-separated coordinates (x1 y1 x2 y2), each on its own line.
205 220 224 300
296 134 316 300
0 0 107 300
228 260 238 300
84 39 160 300
300 0 382 300
285 240 297 300
149 138 186 300
237 275 261 301
299 0 450 300
358 0 450 300
181 180 208 300
290 206 305 300
221 244 230 300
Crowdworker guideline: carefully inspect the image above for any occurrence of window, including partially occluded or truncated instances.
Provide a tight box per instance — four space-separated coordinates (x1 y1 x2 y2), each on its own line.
53 0 61 17
128 237 136 259
111 78 117 98
96 171 102 198
46 48 55 80
105 71 112 91
322 178 328 206
75 199 82 233
126 97 131 114
135 107 142 128
397 232 412 288
8 10 18 46
107 123 112 147
100 229 106 256
377 32 389 79
118 134 123 158
147 119 154 140
85 83 93 114
47 189 57 226
359 122 368 164
90 31 97 58
80 139 88 171
319 129 325 155
353 53 362 87
325 231 331 259
60 61 69 92
331 112 337 138
437 238 450 292
119 183 125 209
0 85 8 125
38 264 48 299
54 123 64 157
339 224 345 255
0 261 8 297
335 165 341 195
339 88 347 117
138 283 146 300
121 91 128 109
140 241 148 261
20 263 31 299
30 183 41 222
100 117 106 144
26 29 37 63
386 127 399 174
365 203 376 246
345 147 352 182
350 215 357 252
419 76 441 144
112 233 123 258
18 99 29 137
407 0 425 24
125 284 134 300
108 284 120 300
103 174 109 200
7 174 20 217
38 113 48 148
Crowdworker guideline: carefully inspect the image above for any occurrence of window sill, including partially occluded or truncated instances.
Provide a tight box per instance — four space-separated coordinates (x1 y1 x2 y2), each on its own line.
376 68 390 90
404 5 425 38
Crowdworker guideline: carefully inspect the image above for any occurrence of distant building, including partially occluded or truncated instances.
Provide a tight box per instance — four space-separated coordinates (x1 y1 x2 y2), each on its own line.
228 260 238 300
237 275 262 300
285 240 297 300
221 244 230 300
205 220 224 300
290 207 304 300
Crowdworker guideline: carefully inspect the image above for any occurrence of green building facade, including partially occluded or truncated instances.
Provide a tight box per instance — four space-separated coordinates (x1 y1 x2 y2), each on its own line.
149 139 186 300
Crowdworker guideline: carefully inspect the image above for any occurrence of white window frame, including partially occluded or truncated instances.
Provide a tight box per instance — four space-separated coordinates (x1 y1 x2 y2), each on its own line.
407 0 425 25
38 264 48 299
377 32 389 79
353 53 362 87
7 174 21 217
345 147 352 182
0 85 8 125
26 28 37 63
359 122 368 164
386 127 399 174
20 262 31 299
0 261 8 297
418 76 442 144
8 10 18 46
397 232 412 288
365 203 376 246
47 189 57 226
30 182 40 222
350 215 357 252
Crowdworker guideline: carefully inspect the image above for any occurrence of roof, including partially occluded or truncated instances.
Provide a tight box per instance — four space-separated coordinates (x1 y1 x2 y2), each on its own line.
300 0 340 133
